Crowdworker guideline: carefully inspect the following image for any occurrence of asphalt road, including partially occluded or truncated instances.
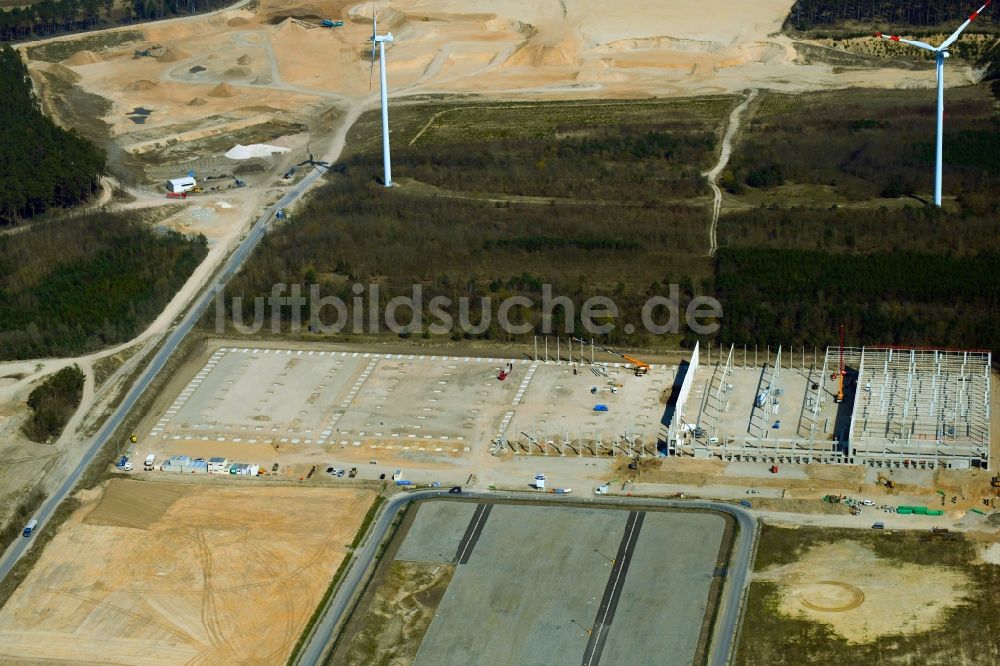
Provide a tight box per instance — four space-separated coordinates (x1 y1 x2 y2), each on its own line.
296 491 758 666
0 169 329 582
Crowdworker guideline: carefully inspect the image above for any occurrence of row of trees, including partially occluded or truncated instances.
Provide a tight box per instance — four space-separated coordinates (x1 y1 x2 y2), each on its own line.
718 204 1000 255
729 89 1000 209
715 247 1000 352
0 0 227 41
0 213 207 359
786 0 1000 30
214 171 715 349
0 45 104 223
22 365 84 443
346 124 715 202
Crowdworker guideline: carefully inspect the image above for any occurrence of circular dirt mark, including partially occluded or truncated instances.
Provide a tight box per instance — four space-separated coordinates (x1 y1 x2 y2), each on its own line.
0 377 17 387
797 580 865 612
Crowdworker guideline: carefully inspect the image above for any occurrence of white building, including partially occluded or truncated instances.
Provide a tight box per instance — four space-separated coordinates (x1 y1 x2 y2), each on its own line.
166 176 197 193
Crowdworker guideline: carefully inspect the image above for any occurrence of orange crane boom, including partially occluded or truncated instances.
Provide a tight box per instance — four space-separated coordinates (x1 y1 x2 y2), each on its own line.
573 339 650 376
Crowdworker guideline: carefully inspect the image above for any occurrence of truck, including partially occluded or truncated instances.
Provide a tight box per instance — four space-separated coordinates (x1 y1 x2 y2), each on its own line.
22 519 38 537
552 488 572 495
595 485 609 495
144 454 156 469
755 389 769 408
395 479 413 486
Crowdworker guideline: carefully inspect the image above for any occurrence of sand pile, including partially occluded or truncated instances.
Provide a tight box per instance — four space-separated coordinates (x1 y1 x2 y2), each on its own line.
507 38 580 67
274 17 307 36
225 143 291 159
158 47 191 63
227 16 250 27
125 79 158 91
237 54 252 65
223 66 252 79
188 97 208 106
63 50 101 66
208 82 237 97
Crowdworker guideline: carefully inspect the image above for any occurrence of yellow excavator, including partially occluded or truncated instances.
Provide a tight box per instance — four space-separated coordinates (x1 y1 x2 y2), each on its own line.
575 339 650 376
877 473 895 490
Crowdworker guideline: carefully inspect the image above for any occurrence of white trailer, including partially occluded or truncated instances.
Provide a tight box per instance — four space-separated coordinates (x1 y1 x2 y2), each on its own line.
166 176 197 193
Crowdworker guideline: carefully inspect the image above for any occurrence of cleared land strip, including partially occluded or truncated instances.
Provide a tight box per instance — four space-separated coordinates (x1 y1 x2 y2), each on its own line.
454 503 493 565
582 510 645 666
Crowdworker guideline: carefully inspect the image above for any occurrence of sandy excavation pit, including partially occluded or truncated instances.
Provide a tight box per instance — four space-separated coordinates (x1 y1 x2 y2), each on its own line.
22 0 977 188
0 479 377 666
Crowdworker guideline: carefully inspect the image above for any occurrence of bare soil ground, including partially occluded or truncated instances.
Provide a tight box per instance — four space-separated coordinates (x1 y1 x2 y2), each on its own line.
340 560 455 665
738 525 1000 666
0 479 376 666
755 540 970 642
0 380 59 527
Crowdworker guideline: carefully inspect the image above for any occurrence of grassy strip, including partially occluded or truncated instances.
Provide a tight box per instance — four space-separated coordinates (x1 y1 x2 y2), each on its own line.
286 494 387 666
322 502 411 666
0 487 46 554
350 495 386 550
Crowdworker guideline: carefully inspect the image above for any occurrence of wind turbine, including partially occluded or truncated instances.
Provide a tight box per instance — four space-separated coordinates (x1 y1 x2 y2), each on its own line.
370 7 394 187
876 0 993 206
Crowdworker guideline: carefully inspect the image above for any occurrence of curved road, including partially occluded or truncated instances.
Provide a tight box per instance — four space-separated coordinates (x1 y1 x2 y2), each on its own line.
296 490 758 666
0 104 361 583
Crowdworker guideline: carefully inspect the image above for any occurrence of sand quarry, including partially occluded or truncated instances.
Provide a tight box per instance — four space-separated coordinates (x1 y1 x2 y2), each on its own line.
0 479 376 665
22 0 977 185
756 540 971 643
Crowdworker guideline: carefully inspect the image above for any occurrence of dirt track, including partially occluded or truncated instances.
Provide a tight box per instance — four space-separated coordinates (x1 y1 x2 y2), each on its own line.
0 480 376 665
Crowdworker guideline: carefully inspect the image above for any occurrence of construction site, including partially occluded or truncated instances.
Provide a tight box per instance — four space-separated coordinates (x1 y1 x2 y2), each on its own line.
135 339 995 483
670 343 992 471
137 340 672 475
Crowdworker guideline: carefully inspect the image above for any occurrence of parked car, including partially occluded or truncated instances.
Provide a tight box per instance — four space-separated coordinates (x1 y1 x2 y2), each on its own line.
326 467 334 474
449 486 462 494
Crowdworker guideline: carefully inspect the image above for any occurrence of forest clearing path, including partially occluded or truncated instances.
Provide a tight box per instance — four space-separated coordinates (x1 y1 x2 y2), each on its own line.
704 88 757 256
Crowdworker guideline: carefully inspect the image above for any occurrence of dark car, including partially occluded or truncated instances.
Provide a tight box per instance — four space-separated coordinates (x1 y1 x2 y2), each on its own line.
379 473 386 480
449 486 462 494
326 467 334 474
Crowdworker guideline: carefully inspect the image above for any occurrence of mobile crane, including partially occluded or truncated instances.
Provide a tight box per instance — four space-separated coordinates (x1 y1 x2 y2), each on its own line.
831 324 846 403
573 338 650 376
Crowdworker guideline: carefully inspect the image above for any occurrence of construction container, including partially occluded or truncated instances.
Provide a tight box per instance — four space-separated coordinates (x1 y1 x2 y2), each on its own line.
207 457 228 473
914 506 929 515
897 507 914 514
926 510 944 516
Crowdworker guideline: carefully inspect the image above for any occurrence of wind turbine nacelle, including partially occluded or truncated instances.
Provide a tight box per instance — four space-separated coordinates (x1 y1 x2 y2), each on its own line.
943 51 951 58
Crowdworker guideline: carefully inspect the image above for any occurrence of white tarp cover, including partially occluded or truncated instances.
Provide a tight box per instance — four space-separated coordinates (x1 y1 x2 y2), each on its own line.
225 143 291 159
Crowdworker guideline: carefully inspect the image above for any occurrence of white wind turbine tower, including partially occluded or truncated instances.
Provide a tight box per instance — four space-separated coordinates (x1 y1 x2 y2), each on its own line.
876 0 994 206
370 5 394 187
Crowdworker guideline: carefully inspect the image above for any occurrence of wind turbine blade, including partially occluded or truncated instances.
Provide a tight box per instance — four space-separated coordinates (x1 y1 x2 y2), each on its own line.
875 32 938 51
939 0 993 49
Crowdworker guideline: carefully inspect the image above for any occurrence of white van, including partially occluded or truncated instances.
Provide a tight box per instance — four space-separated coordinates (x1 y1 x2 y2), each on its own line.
144 454 156 469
